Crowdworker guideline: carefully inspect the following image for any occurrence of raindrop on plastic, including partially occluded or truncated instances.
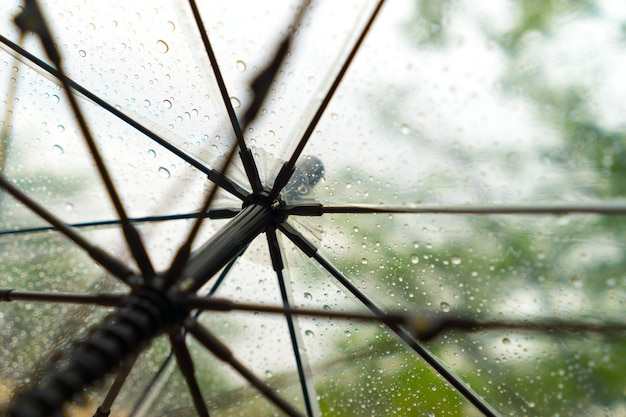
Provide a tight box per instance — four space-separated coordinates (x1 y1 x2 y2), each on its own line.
158 167 171 179
156 40 169 54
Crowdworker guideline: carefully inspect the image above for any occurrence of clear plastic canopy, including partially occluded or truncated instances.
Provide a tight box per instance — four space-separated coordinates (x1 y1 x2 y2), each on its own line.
1 1 626 416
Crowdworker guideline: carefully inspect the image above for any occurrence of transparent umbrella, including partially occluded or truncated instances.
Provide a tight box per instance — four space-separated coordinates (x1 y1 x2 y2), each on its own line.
2 1 626 416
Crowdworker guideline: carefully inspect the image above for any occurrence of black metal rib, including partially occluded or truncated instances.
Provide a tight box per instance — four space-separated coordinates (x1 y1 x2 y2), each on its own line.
184 297 626 339
270 0 386 200
15 0 155 281
0 288 123 306
0 175 136 284
93 354 138 417
0 33 249 202
185 318 306 417
266 229 317 417
169 330 211 417
278 223 501 417
0 209 241 237
242 1 309 126
281 203 626 216
187 0 262 194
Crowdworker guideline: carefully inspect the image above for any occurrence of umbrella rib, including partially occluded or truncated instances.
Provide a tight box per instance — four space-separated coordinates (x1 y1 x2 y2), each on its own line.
15 0 155 281
0 209 241 237
184 297 626 337
270 0 386 200
278 223 501 417
266 228 318 417
0 175 136 285
93 354 138 417
0 288 124 306
282 203 626 216
0 33 249 202
427 316 626 338
187 0 263 194
169 330 212 417
185 318 307 417
240 0 309 127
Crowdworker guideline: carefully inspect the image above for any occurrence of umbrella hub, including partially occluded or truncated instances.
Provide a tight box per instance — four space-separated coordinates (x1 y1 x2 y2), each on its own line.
243 188 286 223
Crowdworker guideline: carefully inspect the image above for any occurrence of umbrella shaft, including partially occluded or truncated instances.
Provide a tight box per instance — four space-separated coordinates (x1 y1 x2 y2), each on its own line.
177 203 274 293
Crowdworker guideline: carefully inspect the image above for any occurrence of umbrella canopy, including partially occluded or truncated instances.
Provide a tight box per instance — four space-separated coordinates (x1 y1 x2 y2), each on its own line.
1 0 626 416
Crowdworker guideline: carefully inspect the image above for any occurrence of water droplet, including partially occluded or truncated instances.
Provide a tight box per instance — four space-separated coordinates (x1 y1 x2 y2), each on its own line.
304 329 315 338
65 203 74 211
230 97 241 108
607 278 616 287
331 113 339 120
156 40 169 54
345 182 352 189
451 255 462 265
502 337 511 345
303 292 312 301
167 21 176 32
53 144 64 154
440 302 450 312
148 149 156 158
430 385 437 392
57 124 65 132
322 305 330 312
163 99 172 109
361 258 368 265
144 99 151 108
52 95 60 103
158 167 171 178
78 50 86 57
570 275 582 289
344 330 351 337
400 123 411 135
236 60 246 72
410 254 419 264
265 370 273 378
353 226 359 233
